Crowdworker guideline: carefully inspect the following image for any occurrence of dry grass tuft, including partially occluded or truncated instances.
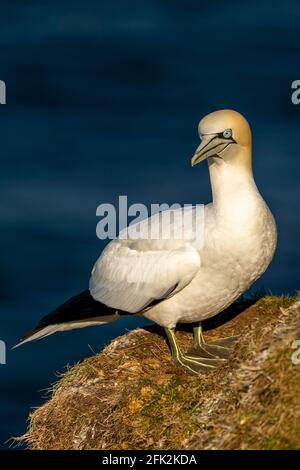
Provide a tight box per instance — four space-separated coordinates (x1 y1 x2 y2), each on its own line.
18 294 300 450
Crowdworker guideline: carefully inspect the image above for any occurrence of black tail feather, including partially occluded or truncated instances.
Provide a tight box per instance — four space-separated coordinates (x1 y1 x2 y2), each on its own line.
14 290 125 347
38 290 117 327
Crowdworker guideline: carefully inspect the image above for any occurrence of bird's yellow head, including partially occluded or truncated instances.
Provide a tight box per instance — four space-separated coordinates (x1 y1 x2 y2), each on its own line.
191 109 252 168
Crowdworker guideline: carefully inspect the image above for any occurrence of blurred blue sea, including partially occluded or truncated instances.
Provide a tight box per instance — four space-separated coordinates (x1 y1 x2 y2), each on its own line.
0 0 299 448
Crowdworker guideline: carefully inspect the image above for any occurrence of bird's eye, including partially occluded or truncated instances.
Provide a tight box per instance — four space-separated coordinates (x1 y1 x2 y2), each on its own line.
222 128 232 139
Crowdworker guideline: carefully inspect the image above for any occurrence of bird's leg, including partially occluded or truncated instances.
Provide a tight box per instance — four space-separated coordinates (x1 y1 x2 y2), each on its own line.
165 328 225 376
187 324 238 359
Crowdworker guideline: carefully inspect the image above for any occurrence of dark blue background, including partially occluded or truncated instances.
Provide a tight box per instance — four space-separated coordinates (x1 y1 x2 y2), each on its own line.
0 0 299 449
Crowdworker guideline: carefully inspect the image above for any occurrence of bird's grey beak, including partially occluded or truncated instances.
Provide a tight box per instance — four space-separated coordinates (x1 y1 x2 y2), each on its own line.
191 135 234 166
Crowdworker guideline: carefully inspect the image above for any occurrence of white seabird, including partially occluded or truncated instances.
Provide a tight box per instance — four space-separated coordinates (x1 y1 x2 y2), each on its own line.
15 109 277 375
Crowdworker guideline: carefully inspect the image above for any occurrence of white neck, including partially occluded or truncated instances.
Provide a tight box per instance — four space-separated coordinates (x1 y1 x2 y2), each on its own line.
208 149 261 215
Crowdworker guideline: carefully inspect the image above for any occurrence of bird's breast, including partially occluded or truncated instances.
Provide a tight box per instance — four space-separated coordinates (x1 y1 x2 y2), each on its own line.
175 197 277 323
142 193 277 328
203 196 277 279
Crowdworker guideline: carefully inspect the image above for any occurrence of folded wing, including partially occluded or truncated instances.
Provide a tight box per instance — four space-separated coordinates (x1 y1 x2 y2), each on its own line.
89 242 200 313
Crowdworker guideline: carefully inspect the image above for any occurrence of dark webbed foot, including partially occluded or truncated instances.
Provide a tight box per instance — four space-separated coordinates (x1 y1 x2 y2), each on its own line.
187 325 238 360
208 336 238 348
187 343 232 359
165 328 226 376
174 354 226 375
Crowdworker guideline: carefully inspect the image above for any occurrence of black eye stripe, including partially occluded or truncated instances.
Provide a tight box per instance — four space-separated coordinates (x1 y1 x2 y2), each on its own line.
219 130 230 138
216 129 236 142
199 130 236 149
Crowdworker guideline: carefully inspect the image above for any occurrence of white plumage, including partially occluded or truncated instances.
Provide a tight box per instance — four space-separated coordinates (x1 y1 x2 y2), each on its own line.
16 109 277 375
90 242 201 313
89 110 276 331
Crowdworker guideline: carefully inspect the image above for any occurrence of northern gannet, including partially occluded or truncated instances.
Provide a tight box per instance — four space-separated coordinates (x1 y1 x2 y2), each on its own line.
15 110 277 375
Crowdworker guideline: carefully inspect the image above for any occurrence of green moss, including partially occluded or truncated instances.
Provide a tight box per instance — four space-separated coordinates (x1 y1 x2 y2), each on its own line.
255 294 297 310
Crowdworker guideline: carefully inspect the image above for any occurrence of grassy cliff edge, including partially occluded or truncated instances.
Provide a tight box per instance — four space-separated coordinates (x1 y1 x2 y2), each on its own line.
18 295 300 450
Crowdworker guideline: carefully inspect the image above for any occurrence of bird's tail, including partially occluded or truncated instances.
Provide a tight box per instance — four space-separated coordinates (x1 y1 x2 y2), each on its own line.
13 290 122 348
